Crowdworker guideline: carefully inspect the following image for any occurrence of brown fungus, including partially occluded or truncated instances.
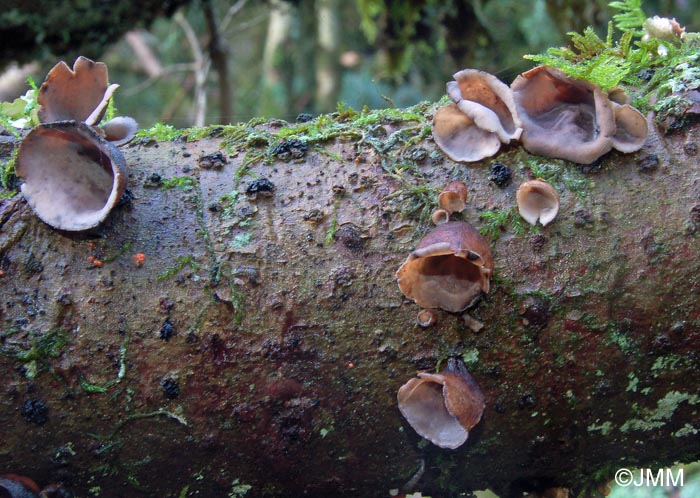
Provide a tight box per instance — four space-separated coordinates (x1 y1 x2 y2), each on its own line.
396 221 493 313
16 121 127 231
37 56 137 145
397 358 485 449
516 179 560 227
438 180 468 214
433 69 522 162
38 56 118 125
417 308 437 328
511 66 616 164
431 208 450 226
610 103 649 153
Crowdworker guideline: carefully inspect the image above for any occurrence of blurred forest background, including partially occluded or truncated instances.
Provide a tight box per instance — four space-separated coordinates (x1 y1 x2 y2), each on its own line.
0 0 698 129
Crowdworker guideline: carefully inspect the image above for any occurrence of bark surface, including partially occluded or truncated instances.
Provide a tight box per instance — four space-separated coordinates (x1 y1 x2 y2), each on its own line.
1 108 699 498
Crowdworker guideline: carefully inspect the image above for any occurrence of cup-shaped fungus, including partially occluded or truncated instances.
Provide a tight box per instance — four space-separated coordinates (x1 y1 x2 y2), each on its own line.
397 358 485 449
396 221 493 313
16 121 127 231
516 179 560 226
37 56 137 145
610 103 649 153
0 474 41 498
511 66 616 164
438 180 468 214
433 69 522 162
431 208 450 226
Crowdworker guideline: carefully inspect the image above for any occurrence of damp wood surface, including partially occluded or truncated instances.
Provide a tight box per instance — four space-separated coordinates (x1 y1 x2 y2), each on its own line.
1 106 700 498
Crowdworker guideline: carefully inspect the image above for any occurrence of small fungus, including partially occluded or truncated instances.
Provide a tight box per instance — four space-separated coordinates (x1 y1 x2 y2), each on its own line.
610 103 649 153
397 358 485 449
132 253 146 267
433 69 522 162
516 179 560 226
15 121 127 231
430 208 450 225
438 181 468 214
417 308 437 328
0 474 41 498
396 221 494 313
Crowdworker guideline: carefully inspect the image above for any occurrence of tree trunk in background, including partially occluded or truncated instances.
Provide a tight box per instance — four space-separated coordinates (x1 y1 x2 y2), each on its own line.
1 106 700 498
314 0 341 112
260 0 294 117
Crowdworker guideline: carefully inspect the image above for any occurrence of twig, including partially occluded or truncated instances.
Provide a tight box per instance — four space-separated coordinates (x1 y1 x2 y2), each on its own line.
174 10 207 126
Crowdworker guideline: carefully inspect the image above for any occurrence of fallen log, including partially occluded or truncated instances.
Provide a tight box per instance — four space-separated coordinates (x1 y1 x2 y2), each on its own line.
1 102 699 497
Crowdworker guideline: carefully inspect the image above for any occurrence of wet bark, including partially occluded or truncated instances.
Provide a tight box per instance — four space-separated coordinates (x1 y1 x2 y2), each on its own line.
1 110 700 498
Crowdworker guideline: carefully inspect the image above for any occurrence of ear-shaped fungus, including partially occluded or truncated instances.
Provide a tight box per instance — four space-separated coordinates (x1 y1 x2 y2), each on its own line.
516 179 560 226
38 56 118 125
433 69 522 162
0 474 40 498
396 221 493 313
16 121 127 231
511 66 616 164
397 358 485 449
438 181 468 214
610 103 649 153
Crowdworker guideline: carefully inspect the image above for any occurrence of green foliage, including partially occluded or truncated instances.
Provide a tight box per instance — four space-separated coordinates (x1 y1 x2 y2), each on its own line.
0 327 70 379
158 255 199 280
1 147 19 192
524 0 698 101
136 122 182 141
609 0 646 34
161 176 197 191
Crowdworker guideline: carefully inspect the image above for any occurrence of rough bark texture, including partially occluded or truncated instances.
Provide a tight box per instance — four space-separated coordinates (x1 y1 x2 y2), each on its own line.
1 107 700 498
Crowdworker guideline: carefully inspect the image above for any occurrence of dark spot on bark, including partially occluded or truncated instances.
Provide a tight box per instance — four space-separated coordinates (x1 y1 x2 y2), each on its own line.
638 154 659 172
161 377 180 399
271 139 308 161
198 151 226 170
21 398 49 425
208 127 224 138
336 223 365 252
159 297 175 314
117 188 134 208
489 161 511 187
573 208 593 227
530 234 547 251
23 253 43 275
160 318 175 341
296 113 314 123
245 178 275 199
518 296 549 331
684 142 698 156
577 157 603 174
144 172 162 188
517 393 535 409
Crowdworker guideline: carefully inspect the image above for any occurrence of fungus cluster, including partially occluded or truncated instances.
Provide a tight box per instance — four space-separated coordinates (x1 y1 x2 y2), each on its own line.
397 358 485 449
433 65 648 165
15 57 137 231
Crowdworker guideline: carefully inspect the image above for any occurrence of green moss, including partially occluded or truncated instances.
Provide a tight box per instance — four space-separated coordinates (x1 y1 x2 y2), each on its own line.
161 176 197 191
588 420 614 436
1 146 19 191
158 255 199 280
620 391 700 432
0 327 70 379
135 122 182 141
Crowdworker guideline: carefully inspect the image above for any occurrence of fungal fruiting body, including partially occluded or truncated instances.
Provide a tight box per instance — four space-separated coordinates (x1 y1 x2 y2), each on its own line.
438 181 468 214
16 121 127 231
516 179 560 226
396 221 493 313
511 65 648 164
0 474 40 498
433 69 522 162
16 56 137 231
511 66 615 164
397 358 485 449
